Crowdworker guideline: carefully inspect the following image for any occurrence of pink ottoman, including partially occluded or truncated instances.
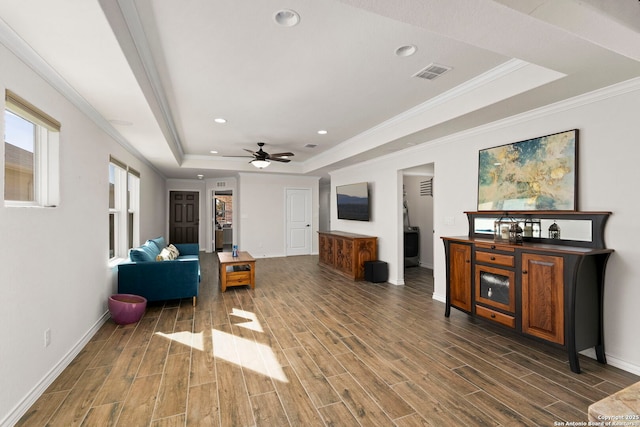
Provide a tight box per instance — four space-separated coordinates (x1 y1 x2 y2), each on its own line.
108 294 147 325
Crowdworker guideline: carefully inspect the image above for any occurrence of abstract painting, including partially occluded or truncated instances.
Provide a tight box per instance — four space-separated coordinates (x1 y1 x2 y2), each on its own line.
477 129 578 211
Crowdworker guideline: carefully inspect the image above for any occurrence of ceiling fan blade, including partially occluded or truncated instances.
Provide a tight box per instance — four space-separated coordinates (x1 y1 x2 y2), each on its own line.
243 148 257 155
269 157 291 163
269 152 294 157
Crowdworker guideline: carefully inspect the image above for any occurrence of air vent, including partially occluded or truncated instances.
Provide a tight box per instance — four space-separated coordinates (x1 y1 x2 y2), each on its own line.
216 181 226 187
420 178 433 196
305 144 317 148
414 63 451 81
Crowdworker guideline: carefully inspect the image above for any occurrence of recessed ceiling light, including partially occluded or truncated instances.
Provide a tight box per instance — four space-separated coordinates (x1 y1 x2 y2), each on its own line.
214 117 227 124
197 174 204 179
395 45 417 57
210 150 218 154
274 9 300 27
317 130 328 135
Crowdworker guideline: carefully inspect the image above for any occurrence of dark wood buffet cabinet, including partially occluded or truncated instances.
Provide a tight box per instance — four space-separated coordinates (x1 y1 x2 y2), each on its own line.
443 211 613 373
318 231 377 280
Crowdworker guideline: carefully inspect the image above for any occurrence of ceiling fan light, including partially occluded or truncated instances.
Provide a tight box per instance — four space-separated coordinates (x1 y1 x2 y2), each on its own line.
251 159 270 169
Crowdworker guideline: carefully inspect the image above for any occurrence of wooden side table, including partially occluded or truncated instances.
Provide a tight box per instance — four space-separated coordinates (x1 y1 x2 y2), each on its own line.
217 251 256 292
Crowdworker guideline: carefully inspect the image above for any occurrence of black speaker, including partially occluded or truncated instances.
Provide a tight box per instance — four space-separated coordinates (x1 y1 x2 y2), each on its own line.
364 260 388 283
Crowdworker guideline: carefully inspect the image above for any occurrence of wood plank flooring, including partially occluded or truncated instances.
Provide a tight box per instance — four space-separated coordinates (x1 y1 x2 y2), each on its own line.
17 253 639 426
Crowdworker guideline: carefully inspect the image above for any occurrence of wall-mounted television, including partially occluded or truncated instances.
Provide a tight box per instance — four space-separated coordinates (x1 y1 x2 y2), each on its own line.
336 182 370 221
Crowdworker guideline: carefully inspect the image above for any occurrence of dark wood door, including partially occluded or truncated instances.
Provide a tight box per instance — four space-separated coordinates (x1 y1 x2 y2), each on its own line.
521 253 564 345
169 191 199 244
449 243 472 312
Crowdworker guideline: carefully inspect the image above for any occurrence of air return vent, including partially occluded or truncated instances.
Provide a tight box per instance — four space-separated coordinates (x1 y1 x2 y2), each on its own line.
414 63 451 81
420 178 433 196
305 144 317 148
216 181 226 187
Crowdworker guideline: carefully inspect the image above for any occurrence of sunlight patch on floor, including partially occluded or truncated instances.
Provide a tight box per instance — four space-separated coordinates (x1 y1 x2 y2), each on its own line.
154 308 287 382
230 307 263 332
155 331 204 351
212 329 288 382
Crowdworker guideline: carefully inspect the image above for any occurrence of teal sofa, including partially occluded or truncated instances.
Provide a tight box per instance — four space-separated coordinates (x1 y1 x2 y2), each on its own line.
117 237 200 305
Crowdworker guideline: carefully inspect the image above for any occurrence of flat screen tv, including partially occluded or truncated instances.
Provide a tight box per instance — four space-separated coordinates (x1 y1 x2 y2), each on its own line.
336 182 370 221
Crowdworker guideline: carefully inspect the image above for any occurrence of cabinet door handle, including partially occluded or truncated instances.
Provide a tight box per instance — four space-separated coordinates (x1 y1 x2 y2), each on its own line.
523 270 528 274
490 314 496 318
490 256 496 260
466 259 471 263
491 245 496 249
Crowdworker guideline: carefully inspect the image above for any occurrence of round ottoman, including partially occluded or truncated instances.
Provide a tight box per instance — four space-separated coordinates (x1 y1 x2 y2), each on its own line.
108 294 147 325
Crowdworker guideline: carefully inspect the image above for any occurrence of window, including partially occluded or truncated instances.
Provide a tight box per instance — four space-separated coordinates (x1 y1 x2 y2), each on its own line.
4 90 60 206
109 157 139 260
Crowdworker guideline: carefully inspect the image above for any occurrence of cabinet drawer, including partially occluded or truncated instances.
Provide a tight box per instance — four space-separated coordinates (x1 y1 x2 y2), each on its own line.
475 251 515 267
475 242 515 253
475 305 515 328
226 271 251 285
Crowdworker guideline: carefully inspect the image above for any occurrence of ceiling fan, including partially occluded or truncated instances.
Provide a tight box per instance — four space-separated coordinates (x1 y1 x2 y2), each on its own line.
240 142 294 169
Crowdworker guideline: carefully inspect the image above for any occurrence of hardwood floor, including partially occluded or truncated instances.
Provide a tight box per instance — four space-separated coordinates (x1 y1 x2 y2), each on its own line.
17 253 638 426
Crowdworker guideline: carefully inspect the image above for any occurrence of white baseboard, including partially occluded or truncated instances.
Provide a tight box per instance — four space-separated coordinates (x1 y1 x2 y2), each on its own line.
1 311 110 427
580 349 640 376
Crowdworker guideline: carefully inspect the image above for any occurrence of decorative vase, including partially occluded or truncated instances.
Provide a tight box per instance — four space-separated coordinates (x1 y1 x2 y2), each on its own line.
108 294 147 325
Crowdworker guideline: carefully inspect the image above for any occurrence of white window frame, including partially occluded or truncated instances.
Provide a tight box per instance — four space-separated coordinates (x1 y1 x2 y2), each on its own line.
109 160 127 261
4 90 60 207
127 169 140 250
109 157 140 262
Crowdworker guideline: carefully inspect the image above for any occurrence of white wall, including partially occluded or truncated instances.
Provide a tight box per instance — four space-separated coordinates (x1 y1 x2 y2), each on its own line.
0 45 167 425
319 181 331 232
237 173 320 258
330 78 640 374
330 167 404 283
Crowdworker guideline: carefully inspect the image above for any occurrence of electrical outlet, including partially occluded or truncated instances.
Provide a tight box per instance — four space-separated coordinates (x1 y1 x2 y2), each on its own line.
44 329 51 347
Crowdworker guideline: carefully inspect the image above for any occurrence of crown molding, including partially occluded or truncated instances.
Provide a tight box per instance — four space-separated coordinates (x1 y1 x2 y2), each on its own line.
0 16 166 178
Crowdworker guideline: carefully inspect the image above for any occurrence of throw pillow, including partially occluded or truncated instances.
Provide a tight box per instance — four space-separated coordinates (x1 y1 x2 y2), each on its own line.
149 236 166 251
156 247 174 261
168 244 180 258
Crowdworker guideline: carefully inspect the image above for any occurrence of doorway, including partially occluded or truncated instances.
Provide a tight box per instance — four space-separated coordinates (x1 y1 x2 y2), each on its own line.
402 164 434 270
169 191 199 244
214 190 233 251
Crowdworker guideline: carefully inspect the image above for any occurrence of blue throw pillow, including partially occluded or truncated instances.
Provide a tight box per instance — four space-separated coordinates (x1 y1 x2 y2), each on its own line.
129 247 152 262
129 240 160 262
149 236 166 251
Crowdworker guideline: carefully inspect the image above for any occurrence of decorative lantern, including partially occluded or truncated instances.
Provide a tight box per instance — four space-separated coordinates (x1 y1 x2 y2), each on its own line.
549 221 561 239
494 214 514 243
509 222 523 245
523 218 541 239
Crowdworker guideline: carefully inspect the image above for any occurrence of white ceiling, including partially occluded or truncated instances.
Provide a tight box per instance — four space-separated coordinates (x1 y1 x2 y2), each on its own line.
1 0 640 180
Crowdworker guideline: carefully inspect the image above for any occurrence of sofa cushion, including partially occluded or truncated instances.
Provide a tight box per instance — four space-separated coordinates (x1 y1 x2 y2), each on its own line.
149 236 166 251
129 240 160 262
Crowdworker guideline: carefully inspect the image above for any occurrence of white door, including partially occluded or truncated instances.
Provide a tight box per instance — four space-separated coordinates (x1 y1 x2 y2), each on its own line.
286 188 312 256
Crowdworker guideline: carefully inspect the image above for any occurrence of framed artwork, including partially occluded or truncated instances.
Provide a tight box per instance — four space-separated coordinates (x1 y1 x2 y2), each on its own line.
477 129 578 211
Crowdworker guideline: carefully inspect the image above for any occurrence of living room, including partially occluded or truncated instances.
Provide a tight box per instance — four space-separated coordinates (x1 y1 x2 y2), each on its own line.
2 1 640 425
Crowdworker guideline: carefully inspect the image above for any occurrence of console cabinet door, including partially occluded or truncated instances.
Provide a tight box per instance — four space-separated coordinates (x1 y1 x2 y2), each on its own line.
450 243 472 312
521 253 564 344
